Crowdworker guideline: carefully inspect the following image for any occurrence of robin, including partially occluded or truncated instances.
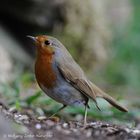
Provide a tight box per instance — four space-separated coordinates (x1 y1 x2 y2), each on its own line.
28 35 128 126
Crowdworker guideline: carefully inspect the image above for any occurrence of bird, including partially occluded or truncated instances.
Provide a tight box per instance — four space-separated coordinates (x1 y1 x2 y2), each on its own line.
27 35 128 126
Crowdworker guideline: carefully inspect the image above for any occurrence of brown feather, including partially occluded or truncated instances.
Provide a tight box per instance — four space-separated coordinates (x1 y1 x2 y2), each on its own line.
56 44 128 112
35 53 57 89
88 82 128 112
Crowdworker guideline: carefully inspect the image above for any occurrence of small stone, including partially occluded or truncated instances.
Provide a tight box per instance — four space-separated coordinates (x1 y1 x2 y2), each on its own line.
56 125 62 131
46 120 55 126
35 123 42 129
63 130 71 135
101 123 109 127
136 124 140 130
75 114 83 121
48 116 60 122
14 114 18 118
14 114 22 124
90 122 101 128
90 122 97 126
46 131 53 138
94 130 100 136
0 105 2 109
132 129 140 135
9 107 17 113
14 114 29 124
18 115 29 121
124 128 131 133
86 130 92 137
72 128 78 133
62 123 69 128
38 116 47 120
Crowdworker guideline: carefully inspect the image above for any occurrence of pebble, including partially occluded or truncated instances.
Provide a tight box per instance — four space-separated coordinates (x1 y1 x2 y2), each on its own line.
14 114 22 119
9 107 17 113
90 122 101 128
132 129 140 135
136 124 140 129
63 129 71 135
71 128 78 133
101 123 110 127
0 105 3 109
94 130 100 136
62 123 69 128
86 129 92 137
46 131 53 138
90 122 98 126
35 123 42 129
124 128 131 133
56 125 62 131
75 114 83 121
37 116 47 120
18 115 29 121
14 114 29 124
46 120 55 126
48 117 60 122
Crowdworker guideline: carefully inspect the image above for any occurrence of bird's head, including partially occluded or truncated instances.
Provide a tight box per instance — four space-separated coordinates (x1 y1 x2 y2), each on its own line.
27 35 61 56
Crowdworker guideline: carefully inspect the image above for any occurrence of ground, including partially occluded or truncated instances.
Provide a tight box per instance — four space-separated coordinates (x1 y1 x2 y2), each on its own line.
0 103 140 140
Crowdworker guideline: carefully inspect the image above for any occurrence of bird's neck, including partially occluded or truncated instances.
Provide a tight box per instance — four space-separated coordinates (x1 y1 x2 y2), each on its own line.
35 52 57 89
37 52 53 63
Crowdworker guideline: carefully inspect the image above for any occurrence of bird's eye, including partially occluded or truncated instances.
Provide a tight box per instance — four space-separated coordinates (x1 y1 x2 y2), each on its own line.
44 40 51 45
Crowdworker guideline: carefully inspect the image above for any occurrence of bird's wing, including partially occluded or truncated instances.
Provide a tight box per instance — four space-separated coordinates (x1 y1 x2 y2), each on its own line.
57 60 96 99
56 50 128 112
57 59 101 109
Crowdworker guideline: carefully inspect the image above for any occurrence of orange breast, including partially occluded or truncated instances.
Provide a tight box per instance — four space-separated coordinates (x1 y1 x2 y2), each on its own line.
35 54 57 89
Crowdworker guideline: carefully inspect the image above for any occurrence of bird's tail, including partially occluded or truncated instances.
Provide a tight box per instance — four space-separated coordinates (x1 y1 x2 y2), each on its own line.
91 82 128 112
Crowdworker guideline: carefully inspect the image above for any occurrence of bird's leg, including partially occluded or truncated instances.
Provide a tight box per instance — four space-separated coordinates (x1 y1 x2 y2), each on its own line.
83 104 88 127
48 105 67 118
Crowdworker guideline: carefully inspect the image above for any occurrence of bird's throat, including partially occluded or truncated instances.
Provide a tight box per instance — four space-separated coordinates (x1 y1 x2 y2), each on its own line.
35 54 57 89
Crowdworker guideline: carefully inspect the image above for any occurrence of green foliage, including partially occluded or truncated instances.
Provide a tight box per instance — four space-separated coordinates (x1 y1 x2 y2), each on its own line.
25 91 41 106
104 0 140 91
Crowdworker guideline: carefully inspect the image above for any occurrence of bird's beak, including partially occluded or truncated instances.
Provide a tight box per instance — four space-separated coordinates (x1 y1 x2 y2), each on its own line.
27 35 37 42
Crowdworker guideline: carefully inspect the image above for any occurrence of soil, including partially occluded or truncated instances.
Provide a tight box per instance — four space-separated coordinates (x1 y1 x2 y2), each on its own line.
0 103 140 140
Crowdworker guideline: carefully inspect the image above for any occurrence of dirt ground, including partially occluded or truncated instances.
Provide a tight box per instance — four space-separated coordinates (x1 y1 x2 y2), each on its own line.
0 103 140 140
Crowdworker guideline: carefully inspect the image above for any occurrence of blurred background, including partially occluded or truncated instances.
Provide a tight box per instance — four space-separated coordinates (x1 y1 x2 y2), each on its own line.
0 0 140 125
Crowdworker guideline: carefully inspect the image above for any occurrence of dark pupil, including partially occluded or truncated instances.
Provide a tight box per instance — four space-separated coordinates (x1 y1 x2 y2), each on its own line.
44 40 50 45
